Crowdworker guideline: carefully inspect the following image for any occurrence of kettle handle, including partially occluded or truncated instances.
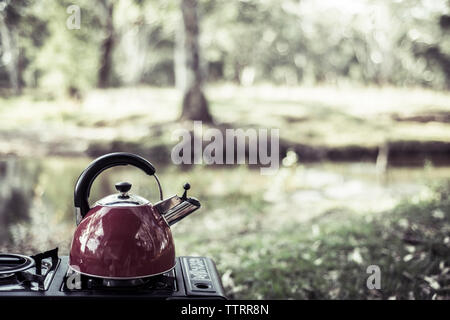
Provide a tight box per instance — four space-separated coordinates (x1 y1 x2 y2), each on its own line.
74 152 162 223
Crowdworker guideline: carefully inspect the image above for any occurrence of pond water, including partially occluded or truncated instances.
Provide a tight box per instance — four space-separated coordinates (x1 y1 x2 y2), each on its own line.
1 155 449 255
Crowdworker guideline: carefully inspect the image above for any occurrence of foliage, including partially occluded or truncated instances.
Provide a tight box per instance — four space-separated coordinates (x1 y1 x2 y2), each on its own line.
200 0 450 88
1 0 450 93
180 180 450 299
30 0 103 95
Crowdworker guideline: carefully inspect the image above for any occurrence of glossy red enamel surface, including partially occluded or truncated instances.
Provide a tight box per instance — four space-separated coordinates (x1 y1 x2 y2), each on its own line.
69 205 175 278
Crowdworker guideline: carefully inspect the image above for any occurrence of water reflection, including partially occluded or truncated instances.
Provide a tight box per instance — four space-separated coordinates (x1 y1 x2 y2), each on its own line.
0 158 39 243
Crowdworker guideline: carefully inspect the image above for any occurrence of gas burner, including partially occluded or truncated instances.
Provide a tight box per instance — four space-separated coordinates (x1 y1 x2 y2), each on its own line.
0 248 59 292
0 253 35 274
63 268 177 292
100 273 175 289
101 277 155 288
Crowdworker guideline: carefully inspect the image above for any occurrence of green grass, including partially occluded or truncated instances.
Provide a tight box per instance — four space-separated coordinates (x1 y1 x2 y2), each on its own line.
174 181 450 299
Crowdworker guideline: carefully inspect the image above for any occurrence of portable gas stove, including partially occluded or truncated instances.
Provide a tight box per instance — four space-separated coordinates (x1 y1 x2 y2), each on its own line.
0 248 226 300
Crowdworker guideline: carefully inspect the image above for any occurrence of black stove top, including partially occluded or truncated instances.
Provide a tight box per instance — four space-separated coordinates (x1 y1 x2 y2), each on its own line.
0 249 226 300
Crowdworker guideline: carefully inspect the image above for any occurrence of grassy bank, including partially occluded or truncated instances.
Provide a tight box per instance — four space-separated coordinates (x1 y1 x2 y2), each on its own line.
0 85 449 164
175 181 450 299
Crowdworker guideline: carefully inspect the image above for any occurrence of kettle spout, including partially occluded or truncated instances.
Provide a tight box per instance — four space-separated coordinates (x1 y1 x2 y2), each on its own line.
154 183 201 226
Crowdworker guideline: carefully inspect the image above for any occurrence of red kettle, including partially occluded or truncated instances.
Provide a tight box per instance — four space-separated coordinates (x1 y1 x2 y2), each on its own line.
69 152 201 279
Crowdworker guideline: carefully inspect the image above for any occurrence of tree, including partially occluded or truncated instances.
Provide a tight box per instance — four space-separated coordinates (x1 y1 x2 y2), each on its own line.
0 0 24 94
97 0 115 88
179 0 213 123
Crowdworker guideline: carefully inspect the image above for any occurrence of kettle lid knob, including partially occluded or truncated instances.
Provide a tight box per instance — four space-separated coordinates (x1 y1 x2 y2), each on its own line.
115 182 132 193
96 181 150 206
182 183 190 200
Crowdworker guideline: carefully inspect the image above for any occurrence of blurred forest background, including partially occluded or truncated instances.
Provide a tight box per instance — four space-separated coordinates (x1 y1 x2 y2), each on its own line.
0 0 449 299
1 0 450 93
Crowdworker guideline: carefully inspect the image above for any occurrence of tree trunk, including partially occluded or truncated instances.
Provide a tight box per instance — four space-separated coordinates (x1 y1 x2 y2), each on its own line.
97 0 115 88
174 21 186 91
180 0 213 123
0 12 20 95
